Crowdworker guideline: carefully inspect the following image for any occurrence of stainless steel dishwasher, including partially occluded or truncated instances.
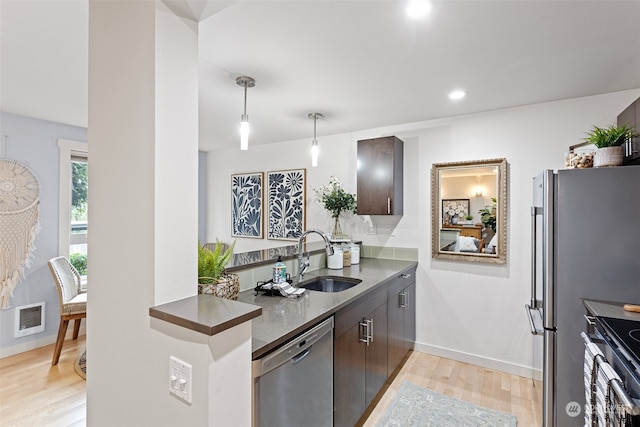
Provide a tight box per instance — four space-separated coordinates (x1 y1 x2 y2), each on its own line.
252 316 333 427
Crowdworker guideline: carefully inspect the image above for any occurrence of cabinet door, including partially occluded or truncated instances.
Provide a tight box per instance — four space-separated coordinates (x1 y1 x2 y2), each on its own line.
404 282 416 353
365 302 388 408
387 289 406 375
388 281 417 375
357 136 403 215
334 323 366 427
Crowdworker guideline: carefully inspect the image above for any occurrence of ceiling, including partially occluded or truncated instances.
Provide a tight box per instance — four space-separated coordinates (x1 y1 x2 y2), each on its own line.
2 1 640 152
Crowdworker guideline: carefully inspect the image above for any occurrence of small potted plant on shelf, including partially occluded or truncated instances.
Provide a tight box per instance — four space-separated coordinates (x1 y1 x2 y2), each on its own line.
585 124 637 167
464 214 474 224
197 240 239 299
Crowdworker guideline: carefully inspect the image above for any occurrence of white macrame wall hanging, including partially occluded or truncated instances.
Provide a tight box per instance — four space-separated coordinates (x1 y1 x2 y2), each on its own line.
0 159 40 309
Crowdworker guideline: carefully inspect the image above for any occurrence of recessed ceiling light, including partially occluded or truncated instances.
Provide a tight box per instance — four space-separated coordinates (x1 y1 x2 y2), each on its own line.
406 0 433 19
448 90 466 101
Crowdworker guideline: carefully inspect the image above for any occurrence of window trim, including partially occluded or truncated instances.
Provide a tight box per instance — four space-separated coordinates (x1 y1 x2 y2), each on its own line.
58 138 88 258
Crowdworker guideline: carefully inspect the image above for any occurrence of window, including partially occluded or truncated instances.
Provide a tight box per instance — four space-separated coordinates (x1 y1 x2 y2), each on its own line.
58 139 88 283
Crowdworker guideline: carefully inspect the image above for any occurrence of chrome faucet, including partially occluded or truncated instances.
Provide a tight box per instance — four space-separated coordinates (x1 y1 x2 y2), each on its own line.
297 229 334 282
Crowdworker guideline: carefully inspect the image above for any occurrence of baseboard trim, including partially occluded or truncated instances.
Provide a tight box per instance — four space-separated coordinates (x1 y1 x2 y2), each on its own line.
415 341 543 381
0 326 86 359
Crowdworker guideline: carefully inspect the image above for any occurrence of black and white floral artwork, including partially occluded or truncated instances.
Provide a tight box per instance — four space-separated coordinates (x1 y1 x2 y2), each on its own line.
442 199 470 225
231 172 263 238
267 169 306 240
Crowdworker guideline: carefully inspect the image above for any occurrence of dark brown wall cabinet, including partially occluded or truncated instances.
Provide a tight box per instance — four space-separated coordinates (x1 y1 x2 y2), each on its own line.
357 136 404 215
617 96 640 165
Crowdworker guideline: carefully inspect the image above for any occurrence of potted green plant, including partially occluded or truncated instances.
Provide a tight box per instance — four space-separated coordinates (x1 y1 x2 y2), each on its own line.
478 198 497 231
464 214 474 224
197 240 239 299
585 124 637 167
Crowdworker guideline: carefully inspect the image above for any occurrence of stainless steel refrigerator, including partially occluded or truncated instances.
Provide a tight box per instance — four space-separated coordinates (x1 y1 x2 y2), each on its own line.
526 166 640 427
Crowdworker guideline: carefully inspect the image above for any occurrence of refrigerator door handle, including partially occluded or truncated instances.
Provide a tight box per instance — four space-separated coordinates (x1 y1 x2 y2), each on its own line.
530 206 543 309
541 170 555 330
526 304 544 335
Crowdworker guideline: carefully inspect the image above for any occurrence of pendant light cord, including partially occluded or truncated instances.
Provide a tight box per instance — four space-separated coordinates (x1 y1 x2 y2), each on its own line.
243 85 248 116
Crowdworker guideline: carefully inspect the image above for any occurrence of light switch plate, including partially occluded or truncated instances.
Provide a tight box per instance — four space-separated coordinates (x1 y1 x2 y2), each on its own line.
169 356 192 403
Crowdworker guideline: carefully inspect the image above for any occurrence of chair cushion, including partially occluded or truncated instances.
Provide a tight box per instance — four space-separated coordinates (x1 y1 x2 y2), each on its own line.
61 292 87 315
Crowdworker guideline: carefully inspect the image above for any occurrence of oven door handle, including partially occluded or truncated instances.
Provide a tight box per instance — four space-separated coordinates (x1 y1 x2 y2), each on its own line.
611 379 640 416
581 333 640 416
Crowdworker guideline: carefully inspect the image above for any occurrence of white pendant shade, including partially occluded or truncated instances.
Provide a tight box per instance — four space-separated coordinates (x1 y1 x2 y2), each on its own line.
311 141 319 167
308 112 324 167
236 76 255 151
240 117 249 151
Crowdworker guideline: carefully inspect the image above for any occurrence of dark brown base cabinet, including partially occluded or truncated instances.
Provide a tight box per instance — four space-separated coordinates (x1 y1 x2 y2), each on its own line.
334 286 388 427
387 272 416 376
334 267 417 427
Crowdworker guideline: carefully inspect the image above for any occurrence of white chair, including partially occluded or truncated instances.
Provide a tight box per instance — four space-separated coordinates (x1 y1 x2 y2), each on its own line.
48 256 87 366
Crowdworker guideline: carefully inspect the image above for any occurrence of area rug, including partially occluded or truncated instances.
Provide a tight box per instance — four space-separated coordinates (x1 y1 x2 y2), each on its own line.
74 349 86 380
377 381 517 427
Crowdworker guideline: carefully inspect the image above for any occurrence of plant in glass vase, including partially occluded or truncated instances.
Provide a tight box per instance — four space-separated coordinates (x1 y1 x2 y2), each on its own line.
313 176 357 239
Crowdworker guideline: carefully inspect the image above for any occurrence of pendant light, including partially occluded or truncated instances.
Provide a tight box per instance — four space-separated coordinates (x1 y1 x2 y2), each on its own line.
308 112 323 167
236 76 255 150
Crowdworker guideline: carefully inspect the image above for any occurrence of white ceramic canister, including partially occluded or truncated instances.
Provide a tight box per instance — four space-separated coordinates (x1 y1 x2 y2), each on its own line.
350 243 360 264
327 246 344 269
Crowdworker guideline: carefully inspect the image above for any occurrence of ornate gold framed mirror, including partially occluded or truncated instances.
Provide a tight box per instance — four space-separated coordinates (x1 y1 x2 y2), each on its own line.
431 158 507 264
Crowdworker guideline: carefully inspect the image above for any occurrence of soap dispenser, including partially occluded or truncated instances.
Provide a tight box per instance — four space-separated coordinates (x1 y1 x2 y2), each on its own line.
273 256 286 284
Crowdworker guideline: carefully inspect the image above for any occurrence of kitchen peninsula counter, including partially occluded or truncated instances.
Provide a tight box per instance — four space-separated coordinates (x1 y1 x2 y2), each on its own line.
236 257 418 359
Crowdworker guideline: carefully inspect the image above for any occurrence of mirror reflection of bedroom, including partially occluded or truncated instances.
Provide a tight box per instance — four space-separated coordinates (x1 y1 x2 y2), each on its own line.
439 166 498 255
431 158 507 264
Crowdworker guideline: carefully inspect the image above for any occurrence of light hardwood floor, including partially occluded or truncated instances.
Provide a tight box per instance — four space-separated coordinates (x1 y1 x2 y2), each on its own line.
0 336 86 427
364 351 542 426
0 340 541 427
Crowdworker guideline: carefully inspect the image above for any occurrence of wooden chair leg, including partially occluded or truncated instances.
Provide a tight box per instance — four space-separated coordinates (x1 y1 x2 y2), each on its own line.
72 318 82 340
52 318 69 366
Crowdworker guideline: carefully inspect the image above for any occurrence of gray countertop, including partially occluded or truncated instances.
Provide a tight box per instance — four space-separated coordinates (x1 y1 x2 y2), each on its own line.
237 257 418 359
583 299 640 321
149 294 262 336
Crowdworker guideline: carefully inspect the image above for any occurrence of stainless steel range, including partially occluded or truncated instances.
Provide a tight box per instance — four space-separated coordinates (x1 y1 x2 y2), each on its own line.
585 315 640 426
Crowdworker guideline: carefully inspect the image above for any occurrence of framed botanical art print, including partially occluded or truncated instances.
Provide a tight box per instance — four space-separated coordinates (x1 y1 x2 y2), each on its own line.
442 199 470 225
267 169 306 240
231 172 263 238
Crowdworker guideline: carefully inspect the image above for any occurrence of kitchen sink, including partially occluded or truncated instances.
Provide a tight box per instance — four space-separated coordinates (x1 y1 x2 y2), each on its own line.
298 276 362 293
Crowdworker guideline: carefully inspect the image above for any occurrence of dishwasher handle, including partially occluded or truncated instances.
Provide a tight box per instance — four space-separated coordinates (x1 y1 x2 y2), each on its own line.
291 348 312 365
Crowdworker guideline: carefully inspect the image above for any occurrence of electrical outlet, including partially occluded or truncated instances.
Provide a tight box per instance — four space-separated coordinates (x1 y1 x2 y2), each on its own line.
169 356 192 403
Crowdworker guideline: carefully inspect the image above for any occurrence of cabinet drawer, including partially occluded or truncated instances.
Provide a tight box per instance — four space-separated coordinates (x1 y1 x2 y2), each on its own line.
335 286 387 339
387 267 417 297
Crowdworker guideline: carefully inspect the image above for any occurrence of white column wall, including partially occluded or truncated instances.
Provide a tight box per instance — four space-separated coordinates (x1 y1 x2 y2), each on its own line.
88 2 250 426
208 89 640 379
154 3 199 303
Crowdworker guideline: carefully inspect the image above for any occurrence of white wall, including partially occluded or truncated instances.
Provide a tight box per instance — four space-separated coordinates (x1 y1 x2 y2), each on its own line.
88 3 252 426
208 89 640 377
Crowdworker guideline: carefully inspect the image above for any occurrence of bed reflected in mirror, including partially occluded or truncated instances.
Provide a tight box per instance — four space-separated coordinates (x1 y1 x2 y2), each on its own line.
431 158 507 264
